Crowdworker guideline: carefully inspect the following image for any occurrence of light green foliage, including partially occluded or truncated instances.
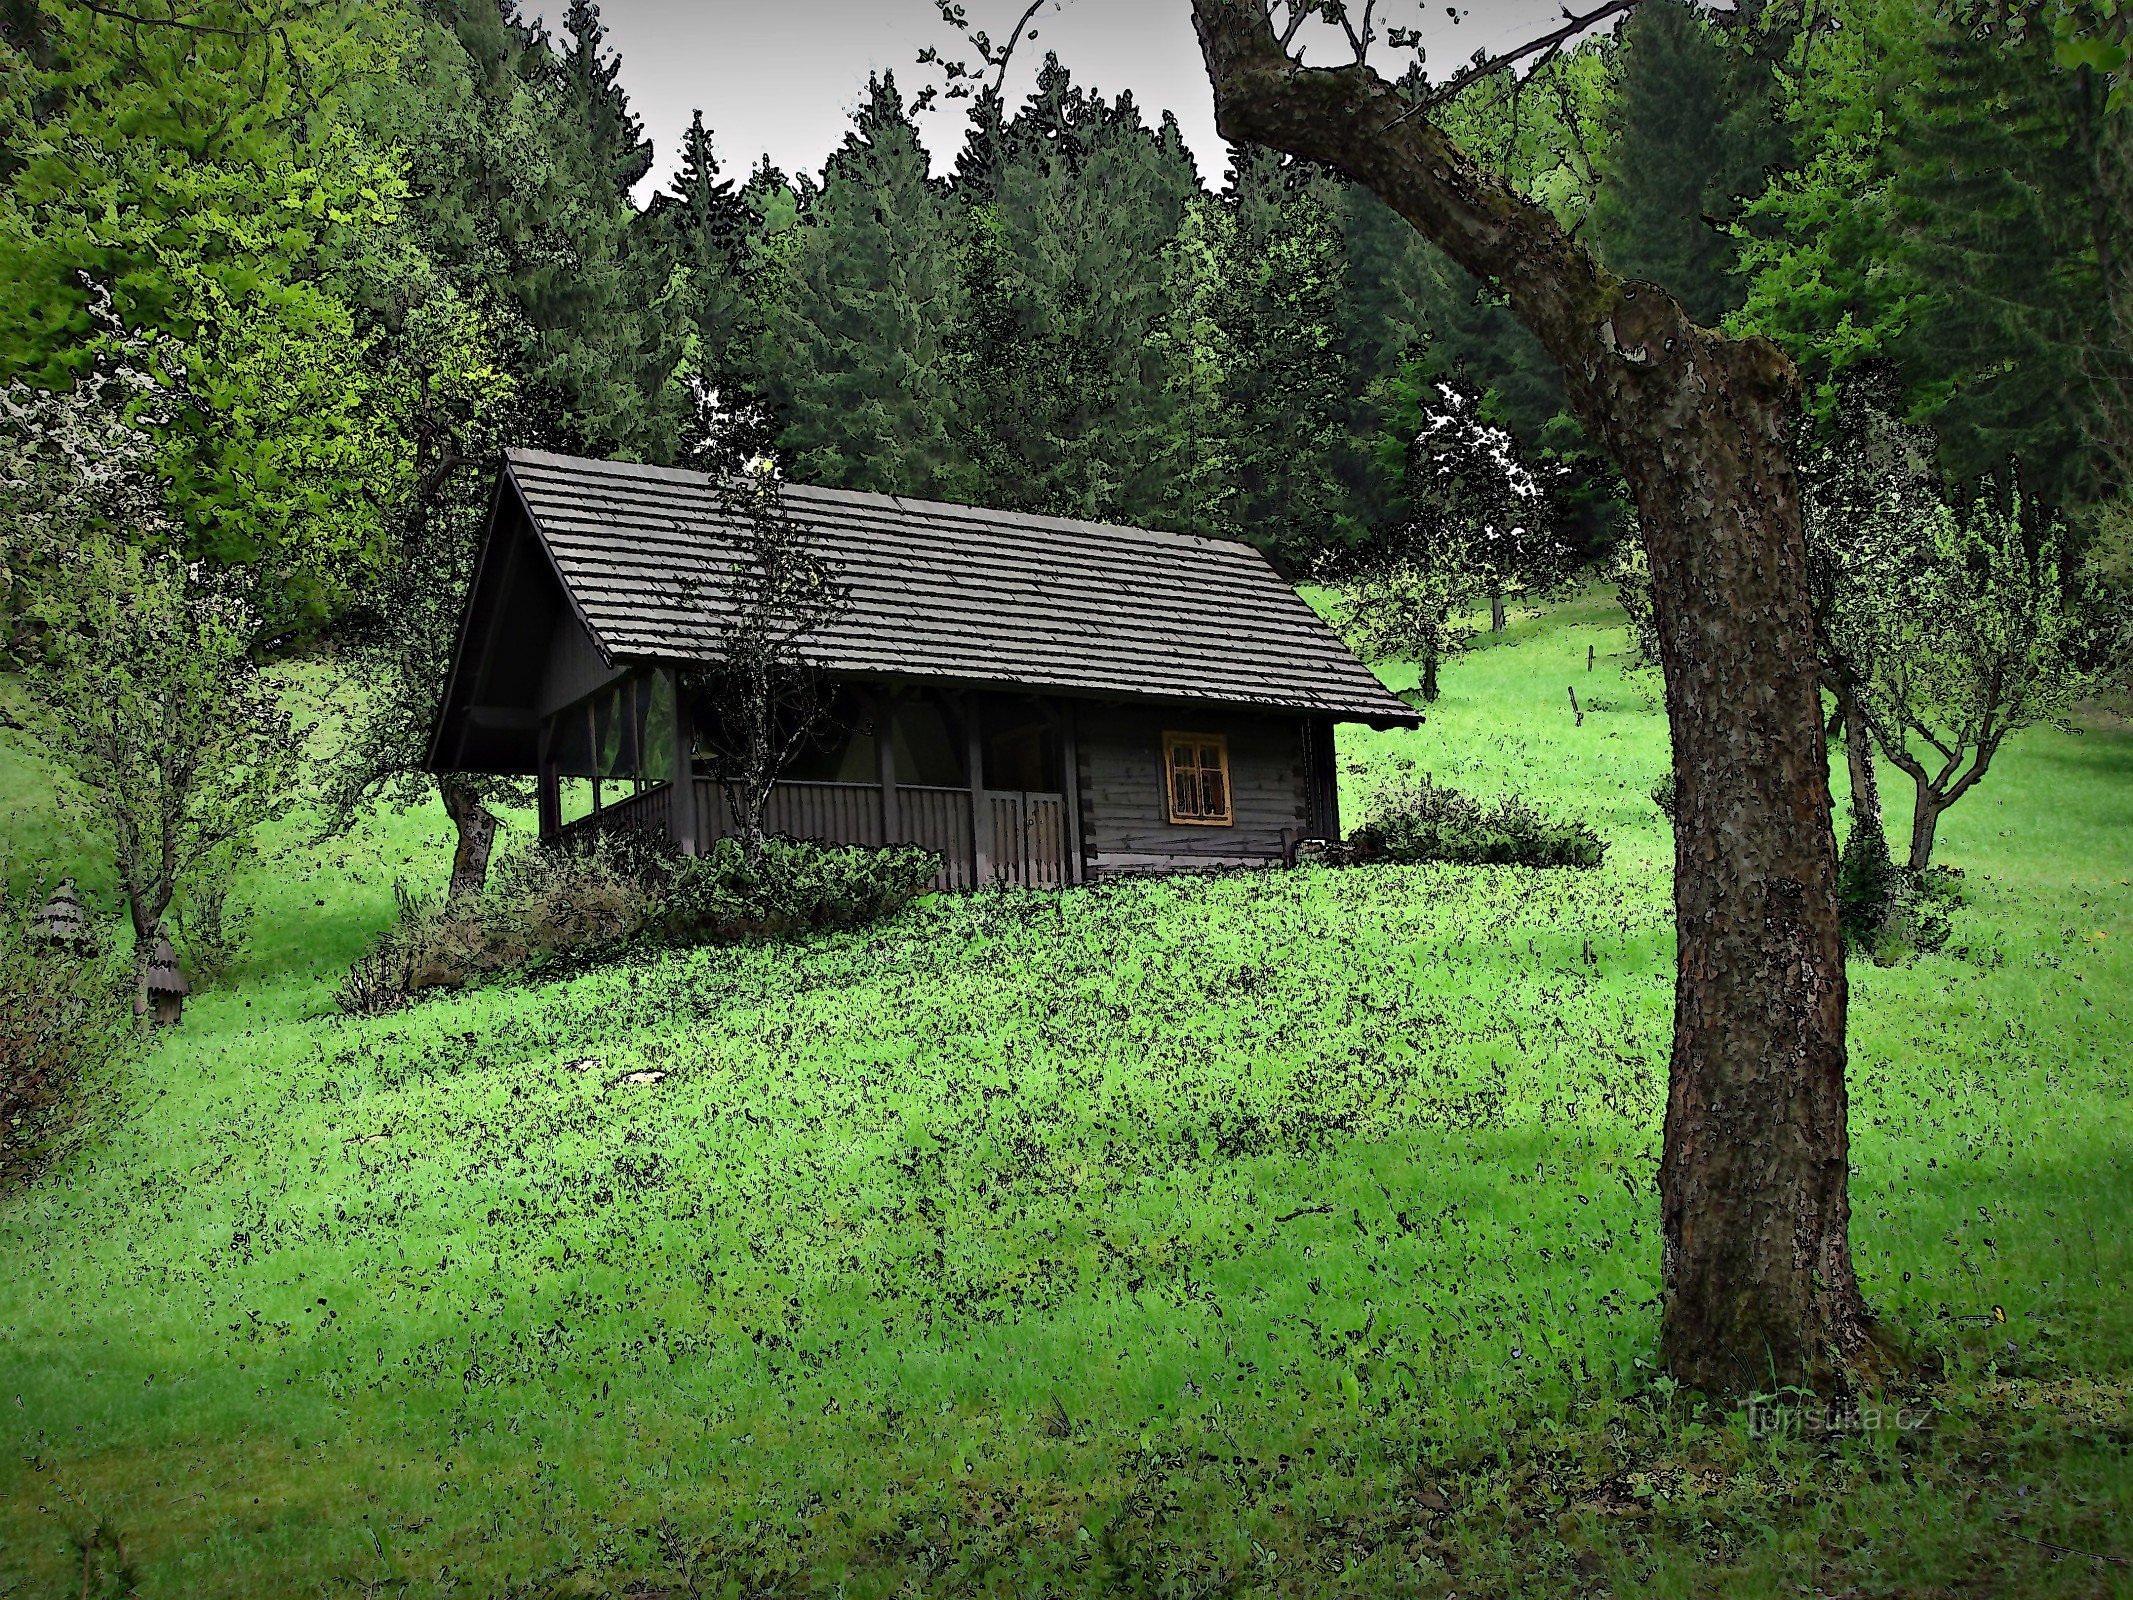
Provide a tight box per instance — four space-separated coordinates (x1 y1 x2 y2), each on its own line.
21 533 297 978
1 596 2125 1593
0 0 420 632
1827 483 2091 863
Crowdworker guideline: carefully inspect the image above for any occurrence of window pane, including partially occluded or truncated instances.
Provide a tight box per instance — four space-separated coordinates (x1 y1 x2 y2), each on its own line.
1200 764 1228 820
1172 760 1198 818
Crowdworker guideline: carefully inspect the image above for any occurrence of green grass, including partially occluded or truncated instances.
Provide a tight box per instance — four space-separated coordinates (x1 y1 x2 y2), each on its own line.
2 597 2129 1598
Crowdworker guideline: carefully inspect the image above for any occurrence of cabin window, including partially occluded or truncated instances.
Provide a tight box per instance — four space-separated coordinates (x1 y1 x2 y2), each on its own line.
1163 732 1232 826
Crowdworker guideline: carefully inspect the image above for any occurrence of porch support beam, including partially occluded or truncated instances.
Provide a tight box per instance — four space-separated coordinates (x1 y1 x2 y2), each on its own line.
1059 700 1085 885
536 718 562 844
875 689 899 846
964 694 990 886
668 666 697 856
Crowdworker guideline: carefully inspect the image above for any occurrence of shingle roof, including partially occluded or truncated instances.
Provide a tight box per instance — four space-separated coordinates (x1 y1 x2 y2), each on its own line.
504 448 1420 728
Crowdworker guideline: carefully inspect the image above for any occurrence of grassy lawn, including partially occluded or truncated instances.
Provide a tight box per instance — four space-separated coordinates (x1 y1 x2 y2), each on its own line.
2 596 2129 1597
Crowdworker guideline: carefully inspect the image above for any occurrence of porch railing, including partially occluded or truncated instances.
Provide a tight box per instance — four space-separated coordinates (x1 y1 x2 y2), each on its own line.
559 777 1017 894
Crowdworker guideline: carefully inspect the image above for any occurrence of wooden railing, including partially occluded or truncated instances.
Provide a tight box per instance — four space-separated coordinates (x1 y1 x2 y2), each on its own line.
561 778 1005 894
984 790 1071 887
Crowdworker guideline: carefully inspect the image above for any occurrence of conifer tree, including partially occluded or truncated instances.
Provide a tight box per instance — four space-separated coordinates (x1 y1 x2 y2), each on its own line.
1590 0 1786 327
1210 148 1350 566
954 60 1203 527
1888 8 2123 510
759 74 973 499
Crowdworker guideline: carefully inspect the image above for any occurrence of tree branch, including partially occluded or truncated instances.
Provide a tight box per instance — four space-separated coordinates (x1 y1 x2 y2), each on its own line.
1392 0 1641 124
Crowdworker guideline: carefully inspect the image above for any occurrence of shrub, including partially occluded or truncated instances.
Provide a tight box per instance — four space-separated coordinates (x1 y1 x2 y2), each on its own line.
1349 774 1607 870
1840 829 1959 965
1 890 127 1177
658 837 940 943
336 833 939 1014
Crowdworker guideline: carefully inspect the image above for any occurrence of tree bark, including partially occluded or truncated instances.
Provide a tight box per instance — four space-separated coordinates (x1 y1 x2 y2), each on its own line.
1419 645 1440 703
1490 591 1507 632
1841 690 1883 843
1907 787 1943 873
1189 0 1886 1395
437 775 499 904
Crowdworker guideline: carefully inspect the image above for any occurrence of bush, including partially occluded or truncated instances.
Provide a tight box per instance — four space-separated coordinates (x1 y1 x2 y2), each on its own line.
1348 774 1607 870
658 837 940 944
1 890 127 1177
1840 827 1959 965
337 833 939 1015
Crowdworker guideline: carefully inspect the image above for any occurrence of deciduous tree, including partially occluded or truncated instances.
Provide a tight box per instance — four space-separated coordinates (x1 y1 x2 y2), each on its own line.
1183 0 1885 1396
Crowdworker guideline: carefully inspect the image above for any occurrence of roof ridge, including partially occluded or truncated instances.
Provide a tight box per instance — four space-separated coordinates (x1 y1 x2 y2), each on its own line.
506 448 1289 569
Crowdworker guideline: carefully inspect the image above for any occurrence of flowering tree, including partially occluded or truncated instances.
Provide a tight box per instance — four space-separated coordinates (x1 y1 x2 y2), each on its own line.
3 314 297 1010
1340 375 1568 700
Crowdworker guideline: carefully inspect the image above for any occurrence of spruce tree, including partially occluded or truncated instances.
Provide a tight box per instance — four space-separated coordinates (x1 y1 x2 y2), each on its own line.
1590 0 1785 327
953 60 1203 528
758 74 973 499
1888 8 2122 509
1209 147 1352 568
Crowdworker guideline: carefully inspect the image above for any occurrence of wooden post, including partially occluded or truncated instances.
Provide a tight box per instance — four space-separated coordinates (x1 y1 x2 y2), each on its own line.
536 720 562 844
1058 699 1084 885
1588 643 1595 672
965 695 990 886
875 690 899 846
668 666 697 856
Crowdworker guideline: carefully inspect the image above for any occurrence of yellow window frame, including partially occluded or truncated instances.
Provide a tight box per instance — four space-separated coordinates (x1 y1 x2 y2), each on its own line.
1163 732 1233 827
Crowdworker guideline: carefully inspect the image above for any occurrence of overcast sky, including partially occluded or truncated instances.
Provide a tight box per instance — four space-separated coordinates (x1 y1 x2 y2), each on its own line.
571 0 1630 206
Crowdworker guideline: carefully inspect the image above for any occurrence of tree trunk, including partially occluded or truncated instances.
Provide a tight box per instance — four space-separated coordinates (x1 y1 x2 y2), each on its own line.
1907 786 1943 873
1842 692 1883 843
1189 1 1887 1396
1419 647 1440 703
437 775 499 904
1490 591 1506 632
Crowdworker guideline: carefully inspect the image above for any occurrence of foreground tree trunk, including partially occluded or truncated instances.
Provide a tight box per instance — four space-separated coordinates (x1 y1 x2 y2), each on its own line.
437 775 499 904
1190 0 1888 1395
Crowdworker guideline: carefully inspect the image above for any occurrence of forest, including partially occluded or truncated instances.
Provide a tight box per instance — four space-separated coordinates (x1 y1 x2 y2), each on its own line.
2 0 2132 1594
4 0 2127 637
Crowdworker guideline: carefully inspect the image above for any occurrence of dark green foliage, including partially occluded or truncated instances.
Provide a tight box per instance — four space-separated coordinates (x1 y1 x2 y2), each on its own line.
336 834 937 1012
1209 149 1352 565
756 75 971 499
1839 829 1958 964
953 59 1205 529
1590 0 1789 326
381 0 686 463
1888 9 2126 510
1348 773 1607 870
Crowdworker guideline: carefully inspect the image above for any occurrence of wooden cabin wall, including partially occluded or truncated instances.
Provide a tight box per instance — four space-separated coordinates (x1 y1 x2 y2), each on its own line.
1073 705 1312 877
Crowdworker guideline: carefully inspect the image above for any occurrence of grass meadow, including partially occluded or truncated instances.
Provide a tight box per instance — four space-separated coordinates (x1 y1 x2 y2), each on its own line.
1 592 2129 1597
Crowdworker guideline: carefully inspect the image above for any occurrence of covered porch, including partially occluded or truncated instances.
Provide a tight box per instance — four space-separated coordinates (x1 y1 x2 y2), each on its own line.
537 669 1082 892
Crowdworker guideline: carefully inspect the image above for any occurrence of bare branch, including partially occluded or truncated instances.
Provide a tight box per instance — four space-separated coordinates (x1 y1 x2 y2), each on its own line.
1387 0 1640 128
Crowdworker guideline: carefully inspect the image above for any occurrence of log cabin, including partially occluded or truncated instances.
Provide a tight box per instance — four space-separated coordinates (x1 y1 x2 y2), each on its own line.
427 449 1419 891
